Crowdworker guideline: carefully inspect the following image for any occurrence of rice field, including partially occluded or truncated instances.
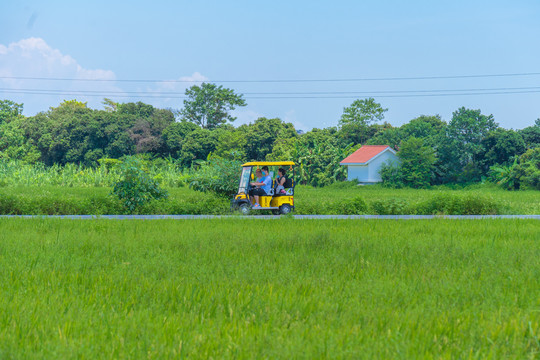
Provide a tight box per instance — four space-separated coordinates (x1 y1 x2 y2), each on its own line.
1 218 539 358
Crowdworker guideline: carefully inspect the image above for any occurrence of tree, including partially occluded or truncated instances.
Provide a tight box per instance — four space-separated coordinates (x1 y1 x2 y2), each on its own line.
512 147 540 190
162 120 199 158
19 100 174 165
367 126 402 149
214 128 248 161
178 128 221 166
400 115 446 146
437 107 498 183
339 122 383 146
397 137 437 188
102 98 118 112
339 98 387 127
379 137 436 188
0 117 40 162
244 117 297 161
180 83 246 129
519 119 540 149
478 129 525 172
0 100 23 124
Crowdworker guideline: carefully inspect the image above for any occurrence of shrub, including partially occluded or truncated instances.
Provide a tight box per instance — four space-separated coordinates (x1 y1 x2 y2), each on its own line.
189 158 242 197
370 199 408 215
111 157 168 212
379 138 436 189
332 196 367 215
415 193 501 215
379 161 404 188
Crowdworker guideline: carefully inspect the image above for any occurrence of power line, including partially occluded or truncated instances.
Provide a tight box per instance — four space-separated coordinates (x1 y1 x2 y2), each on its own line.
3 89 540 99
2 72 540 83
3 86 540 96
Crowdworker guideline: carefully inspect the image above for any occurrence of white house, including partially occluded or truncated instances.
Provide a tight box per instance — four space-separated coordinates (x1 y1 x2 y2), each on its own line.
340 145 399 183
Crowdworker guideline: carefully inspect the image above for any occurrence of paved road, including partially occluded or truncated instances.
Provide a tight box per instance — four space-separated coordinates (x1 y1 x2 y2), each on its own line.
1 215 539 220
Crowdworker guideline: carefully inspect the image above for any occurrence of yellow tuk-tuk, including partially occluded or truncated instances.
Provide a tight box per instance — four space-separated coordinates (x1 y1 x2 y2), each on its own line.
231 161 295 215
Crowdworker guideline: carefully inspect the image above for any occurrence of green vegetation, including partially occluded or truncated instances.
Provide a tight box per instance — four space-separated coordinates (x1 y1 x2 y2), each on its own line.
1 183 539 215
188 158 242 197
1 94 539 189
111 157 168 212
0 218 539 358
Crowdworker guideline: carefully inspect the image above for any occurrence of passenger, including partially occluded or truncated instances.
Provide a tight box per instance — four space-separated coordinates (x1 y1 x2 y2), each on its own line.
249 166 272 208
254 168 263 183
275 168 287 194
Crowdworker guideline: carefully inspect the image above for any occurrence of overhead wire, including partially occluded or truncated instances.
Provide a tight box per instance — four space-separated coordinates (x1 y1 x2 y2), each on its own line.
3 85 540 96
1 71 540 83
2 71 540 99
3 89 540 99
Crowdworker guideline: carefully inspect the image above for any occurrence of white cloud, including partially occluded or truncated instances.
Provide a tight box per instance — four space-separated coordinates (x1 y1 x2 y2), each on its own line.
0 38 225 118
0 37 120 114
0 38 115 81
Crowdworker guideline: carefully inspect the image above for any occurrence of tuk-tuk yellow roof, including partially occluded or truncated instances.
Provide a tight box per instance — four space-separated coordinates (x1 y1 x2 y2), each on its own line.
242 161 295 167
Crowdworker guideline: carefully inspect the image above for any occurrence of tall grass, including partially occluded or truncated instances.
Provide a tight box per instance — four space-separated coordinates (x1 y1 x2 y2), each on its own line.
0 159 189 188
0 219 539 358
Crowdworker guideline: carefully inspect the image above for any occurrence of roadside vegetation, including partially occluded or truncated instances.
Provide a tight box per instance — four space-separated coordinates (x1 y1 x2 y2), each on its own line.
1 183 539 215
1 218 539 358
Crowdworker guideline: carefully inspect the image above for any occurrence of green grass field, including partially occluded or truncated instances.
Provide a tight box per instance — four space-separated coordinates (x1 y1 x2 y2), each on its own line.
1 218 539 358
1 183 539 215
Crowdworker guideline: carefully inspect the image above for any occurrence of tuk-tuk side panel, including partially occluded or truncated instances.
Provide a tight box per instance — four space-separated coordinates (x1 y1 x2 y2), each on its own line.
270 196 293 208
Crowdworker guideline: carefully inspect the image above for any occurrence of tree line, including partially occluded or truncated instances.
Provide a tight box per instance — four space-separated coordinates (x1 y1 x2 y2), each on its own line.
0 82 539 189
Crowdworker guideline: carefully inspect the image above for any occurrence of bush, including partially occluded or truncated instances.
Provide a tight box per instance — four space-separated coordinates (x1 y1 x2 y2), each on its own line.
379 138 436 189
111 157 168 212
415 193 501 215
370 199 409 215
330 196 367 215
189 158 242 197
379 161 404 188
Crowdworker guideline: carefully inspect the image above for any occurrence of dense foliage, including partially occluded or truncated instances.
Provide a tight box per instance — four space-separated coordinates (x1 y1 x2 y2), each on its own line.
111 157 168 212
189 158 242 197
1 87 538 190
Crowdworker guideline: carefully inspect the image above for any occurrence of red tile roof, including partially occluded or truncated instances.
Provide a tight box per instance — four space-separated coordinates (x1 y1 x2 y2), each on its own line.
340 145 393 164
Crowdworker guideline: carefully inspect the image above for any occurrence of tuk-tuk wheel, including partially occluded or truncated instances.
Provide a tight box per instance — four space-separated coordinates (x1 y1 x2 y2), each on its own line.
239 203 251 215
279 204 292 215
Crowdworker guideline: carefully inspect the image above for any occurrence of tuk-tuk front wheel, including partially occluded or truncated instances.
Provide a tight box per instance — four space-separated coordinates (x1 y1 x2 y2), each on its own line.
239 203 251 215
279 204 292 215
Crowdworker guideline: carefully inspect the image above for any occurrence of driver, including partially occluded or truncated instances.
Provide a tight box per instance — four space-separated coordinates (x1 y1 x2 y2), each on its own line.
249 166 272 208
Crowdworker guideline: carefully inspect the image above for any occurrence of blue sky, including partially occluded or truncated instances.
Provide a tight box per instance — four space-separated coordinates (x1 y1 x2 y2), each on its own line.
1 0 540 130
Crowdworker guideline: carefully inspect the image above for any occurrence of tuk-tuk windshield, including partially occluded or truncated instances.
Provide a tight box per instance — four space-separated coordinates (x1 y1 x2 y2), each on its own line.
238 167 251 194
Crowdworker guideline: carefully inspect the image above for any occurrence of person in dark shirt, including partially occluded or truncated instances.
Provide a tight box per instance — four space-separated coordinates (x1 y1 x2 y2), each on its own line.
275 168 287 194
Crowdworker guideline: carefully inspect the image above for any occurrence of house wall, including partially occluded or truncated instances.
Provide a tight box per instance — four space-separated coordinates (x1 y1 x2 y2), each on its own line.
367 151 398 182
346 150 399 183
347 164 369 182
